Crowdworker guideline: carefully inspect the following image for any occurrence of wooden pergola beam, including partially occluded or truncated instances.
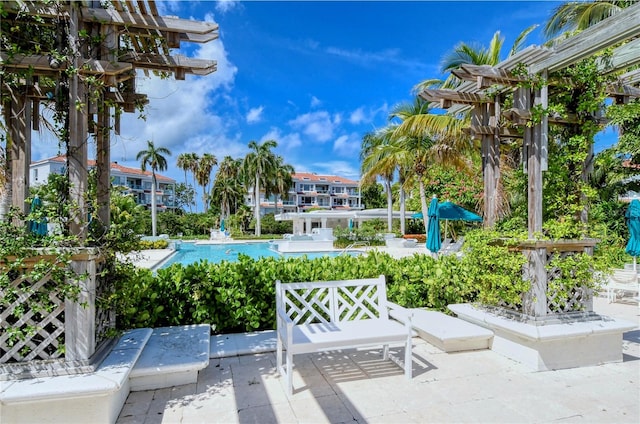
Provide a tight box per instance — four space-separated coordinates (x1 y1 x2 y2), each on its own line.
1 53 133 76
3 3 218 35
502 108 610 126
464 126 523 139
452 64 523 87
418 89 491 105
121 53 217 77
530 2 640 73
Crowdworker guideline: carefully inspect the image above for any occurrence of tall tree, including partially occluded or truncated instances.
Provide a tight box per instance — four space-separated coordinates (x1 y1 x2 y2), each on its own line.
196 153 217 213
242 140 278 236
136 140 171 237
390 97 474 233
212 156 244 220
361 130 396 231
544 0 632 40
271 156 295 215
416 26 537 92
187 153 200 212
176 153 196 212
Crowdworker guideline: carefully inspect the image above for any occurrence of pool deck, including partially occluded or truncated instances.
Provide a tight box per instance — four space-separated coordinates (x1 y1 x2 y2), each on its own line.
119 245 640 423
116 296 639 424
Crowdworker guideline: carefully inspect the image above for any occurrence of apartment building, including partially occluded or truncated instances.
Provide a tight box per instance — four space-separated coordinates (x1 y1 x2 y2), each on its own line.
30 156 177 210
247 172 362 215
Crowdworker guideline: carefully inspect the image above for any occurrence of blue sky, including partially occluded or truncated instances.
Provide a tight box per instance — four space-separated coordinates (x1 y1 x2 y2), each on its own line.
32 0 616 188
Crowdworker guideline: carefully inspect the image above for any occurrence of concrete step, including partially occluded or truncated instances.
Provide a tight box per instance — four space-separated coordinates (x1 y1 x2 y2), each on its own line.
210 330 277 358
409 309 494 352
1 324 211 424
130 324 211 391
0 328 152 424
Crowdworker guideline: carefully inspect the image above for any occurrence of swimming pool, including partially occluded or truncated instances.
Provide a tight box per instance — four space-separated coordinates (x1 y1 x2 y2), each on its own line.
159 242 356 268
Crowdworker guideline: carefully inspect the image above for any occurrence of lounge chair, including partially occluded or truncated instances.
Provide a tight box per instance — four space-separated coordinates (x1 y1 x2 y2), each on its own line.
605 269 640 304
440 237 464 256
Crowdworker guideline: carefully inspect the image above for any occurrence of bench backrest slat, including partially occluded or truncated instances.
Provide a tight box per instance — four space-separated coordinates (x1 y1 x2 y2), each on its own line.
276 275 388 324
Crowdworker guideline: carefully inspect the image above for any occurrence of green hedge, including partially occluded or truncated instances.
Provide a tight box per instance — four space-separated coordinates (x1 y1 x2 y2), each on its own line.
138 239 169 250
113 228 609 334
113 237 525 333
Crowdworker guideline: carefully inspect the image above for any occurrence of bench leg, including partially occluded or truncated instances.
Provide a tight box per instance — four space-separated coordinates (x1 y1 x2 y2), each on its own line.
382 344 389 361
276 337 283 374
404 337 412 380
286 350 293 396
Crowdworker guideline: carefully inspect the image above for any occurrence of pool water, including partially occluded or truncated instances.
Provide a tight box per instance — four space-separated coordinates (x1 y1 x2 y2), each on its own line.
159 242 354 268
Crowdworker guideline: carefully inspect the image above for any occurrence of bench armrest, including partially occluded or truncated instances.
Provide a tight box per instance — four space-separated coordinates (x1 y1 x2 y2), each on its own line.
276 305 294 341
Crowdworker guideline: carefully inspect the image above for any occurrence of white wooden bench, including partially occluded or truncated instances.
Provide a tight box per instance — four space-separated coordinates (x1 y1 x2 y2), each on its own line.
276 275 413 395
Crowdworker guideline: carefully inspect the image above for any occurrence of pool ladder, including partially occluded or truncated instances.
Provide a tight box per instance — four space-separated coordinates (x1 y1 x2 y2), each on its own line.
339 241 369 255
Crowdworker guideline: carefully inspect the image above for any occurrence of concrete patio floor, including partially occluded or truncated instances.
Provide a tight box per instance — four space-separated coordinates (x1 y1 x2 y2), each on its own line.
116 297 639 424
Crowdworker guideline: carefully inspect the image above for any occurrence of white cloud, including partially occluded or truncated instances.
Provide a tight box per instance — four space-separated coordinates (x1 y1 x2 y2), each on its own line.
215 0 241 14
288 111 336 143
349 107 366 125
312 161 361 180
260 127 302 150
310 96 321 108
246 106 264 124
333 133 361 157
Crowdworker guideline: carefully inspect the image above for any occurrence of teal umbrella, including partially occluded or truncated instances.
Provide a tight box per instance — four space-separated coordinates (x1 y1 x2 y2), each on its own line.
426 197 441 253
439 201 482 222
625 199 640 270
412 202 482 222
220 219 225 232
28 196 47 236
348 218 353 231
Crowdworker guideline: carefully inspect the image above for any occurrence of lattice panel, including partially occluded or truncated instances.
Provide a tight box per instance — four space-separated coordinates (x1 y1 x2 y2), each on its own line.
546 251 589 314
0 269 65 363
335 285 381 322
284 287 332 325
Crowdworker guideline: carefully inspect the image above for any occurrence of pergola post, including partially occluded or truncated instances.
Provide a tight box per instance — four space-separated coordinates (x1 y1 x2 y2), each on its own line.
67 4 89 241
8 84 32 215
515 85 547 316
95 24 118 230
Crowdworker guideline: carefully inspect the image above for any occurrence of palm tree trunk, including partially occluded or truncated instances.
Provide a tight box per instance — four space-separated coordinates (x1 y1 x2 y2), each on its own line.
151 172 157 236
399 186 406 235
419 180 429 235
192 173 198 213
255 174 261 236
385 178 393 232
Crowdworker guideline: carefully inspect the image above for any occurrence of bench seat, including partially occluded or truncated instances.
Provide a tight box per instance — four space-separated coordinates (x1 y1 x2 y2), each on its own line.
290 320 410 354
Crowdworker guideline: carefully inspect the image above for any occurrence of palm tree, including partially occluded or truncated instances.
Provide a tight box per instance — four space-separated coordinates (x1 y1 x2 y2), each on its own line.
242 139 278 236
196 153 217 213
544 1 633 40
271 156 295 215
361 130 396 231
187 153 200 212
176 153 196 212
389 97 475 233
212 156 244 220
136 140 171 237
